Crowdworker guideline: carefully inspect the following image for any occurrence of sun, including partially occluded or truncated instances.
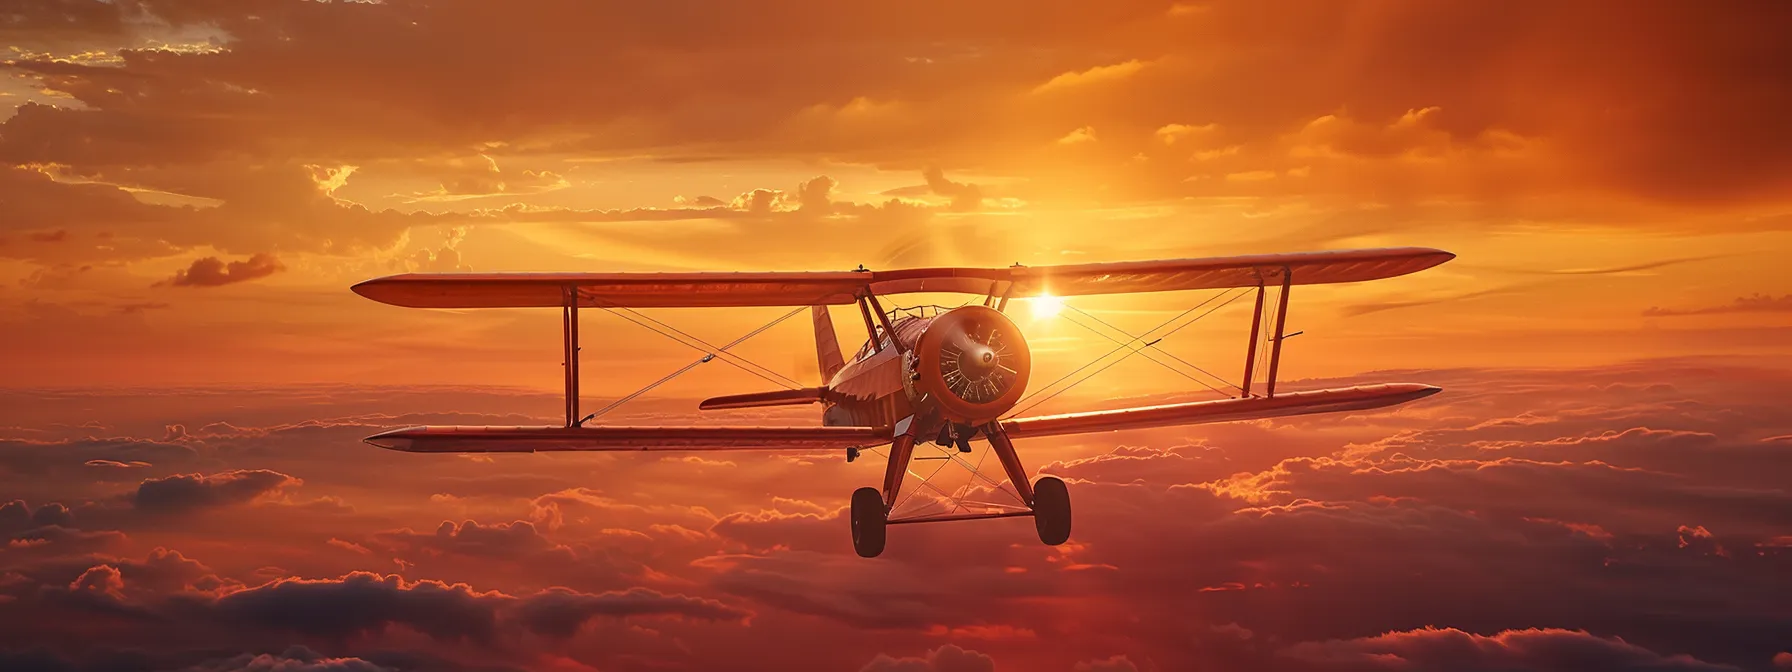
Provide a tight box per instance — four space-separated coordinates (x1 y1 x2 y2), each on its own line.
1029 293 1064 320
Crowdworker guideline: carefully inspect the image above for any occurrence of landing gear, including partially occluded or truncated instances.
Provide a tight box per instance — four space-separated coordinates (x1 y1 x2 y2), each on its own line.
847 423 1070 556
850 486 887 558
1032 476 1071 546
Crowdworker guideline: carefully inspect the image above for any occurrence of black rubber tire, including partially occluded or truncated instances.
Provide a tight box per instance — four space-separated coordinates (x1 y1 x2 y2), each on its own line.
850 487 887 558
1032 476 1072 546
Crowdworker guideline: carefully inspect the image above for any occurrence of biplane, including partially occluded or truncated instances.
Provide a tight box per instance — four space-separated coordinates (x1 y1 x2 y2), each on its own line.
352 247 1452 557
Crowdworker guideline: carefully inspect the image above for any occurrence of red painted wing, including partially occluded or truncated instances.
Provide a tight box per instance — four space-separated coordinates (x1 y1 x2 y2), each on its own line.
870 247 1455 297
351 248 1452 309
352 271 868 309
1000 384 1441 439
364 425 885 453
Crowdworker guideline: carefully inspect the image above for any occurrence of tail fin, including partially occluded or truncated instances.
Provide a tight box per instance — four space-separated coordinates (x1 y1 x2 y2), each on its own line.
812 305 846 382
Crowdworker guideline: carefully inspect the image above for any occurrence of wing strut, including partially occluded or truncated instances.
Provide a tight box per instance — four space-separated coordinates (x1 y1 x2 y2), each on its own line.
1240 281 1266 398
563 287 581 427
856 296 883 353
1266 267 1293 398
865 293 906 355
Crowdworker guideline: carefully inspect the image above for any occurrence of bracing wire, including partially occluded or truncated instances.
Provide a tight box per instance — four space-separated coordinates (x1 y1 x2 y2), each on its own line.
1010 287 1242 410
1007 287 1253 418
616 306 805 388
595 305 806 390
1058 305 1239 397
583 306 806 421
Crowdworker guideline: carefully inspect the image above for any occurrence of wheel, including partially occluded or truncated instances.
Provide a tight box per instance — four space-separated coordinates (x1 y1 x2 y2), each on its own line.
1032 476 1071 546
850 487 887 558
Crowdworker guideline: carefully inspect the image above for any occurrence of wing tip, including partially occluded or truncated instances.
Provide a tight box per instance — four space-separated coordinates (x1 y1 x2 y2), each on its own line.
350 276 394 304
351 275 435 308
363 425 426 451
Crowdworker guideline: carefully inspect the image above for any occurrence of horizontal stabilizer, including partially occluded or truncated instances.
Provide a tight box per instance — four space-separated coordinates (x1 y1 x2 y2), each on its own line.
364 424 883 453
1001 384 1440 439
699 387 829 410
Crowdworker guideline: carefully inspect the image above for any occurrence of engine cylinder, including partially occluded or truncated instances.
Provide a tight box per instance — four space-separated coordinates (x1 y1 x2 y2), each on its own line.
910 305 1031 424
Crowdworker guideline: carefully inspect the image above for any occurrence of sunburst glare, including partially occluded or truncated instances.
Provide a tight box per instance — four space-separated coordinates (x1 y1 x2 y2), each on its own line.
1030 293 1065 320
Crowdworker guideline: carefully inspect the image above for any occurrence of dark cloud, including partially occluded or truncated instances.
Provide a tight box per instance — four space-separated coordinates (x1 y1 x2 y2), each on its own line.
1645 294 1792 318
0 499 76 533
0 558 752 666
511 586 750 639
1279 627 1739 672
2 362 1791 669
0 436 196 490
187 646 393 672
131 469 302 513
921 167 982 212
797 175 837 214
859 644 995 672
207 572 505 643
370 520 572 561
161 253 286 288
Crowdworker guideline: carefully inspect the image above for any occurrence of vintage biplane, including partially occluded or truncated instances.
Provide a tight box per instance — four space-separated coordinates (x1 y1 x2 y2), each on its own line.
352 247 1452 557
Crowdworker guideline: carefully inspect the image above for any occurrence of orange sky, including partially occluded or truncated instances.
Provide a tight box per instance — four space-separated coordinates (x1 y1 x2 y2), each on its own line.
3 0 1790 393
4 4 1792 671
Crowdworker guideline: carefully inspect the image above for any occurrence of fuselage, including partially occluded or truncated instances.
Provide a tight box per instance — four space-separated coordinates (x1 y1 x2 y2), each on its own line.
820 305 1032 447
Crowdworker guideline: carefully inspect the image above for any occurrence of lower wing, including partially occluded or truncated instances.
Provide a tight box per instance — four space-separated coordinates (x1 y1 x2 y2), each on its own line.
364 425 883 453
363 384 1437 453
1000 383 1439 439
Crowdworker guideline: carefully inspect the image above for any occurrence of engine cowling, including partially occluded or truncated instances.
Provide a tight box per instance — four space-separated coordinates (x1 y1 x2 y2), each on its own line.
908 305 1031 425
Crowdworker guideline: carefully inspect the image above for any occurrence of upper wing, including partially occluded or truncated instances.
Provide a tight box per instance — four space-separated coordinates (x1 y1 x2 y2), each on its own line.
870 247 1455 298
362 424 884 453
352 271 868 308
352 248 1451 309
1000 384 1440 439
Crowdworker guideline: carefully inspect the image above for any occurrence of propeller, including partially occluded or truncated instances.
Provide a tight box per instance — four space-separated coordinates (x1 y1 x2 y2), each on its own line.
912 305 1031 424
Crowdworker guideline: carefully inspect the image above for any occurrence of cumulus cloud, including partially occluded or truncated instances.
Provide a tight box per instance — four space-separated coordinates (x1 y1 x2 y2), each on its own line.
921 167 982 212
161 253 286 288
2 563 750 658
797 175 837 214
209 572 508 642
131 469 302 513
1279 627 1738 672
512 586 750 638
186 646 393 672
860 644 995 672
1 318 1790 669
0 499 76 533
401 155 568 202
1033 60 1150 94
371 520 571 560
1644 294 1792 317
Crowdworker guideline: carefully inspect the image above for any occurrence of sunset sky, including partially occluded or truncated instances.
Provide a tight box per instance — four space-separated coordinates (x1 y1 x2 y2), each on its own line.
3 1 1792 671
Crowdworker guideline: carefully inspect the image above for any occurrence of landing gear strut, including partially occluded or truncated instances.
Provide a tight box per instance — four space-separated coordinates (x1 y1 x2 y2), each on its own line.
847 421 1075 557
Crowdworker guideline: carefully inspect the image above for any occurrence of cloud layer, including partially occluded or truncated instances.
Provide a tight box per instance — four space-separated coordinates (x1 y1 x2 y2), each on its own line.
1 361 1788 670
